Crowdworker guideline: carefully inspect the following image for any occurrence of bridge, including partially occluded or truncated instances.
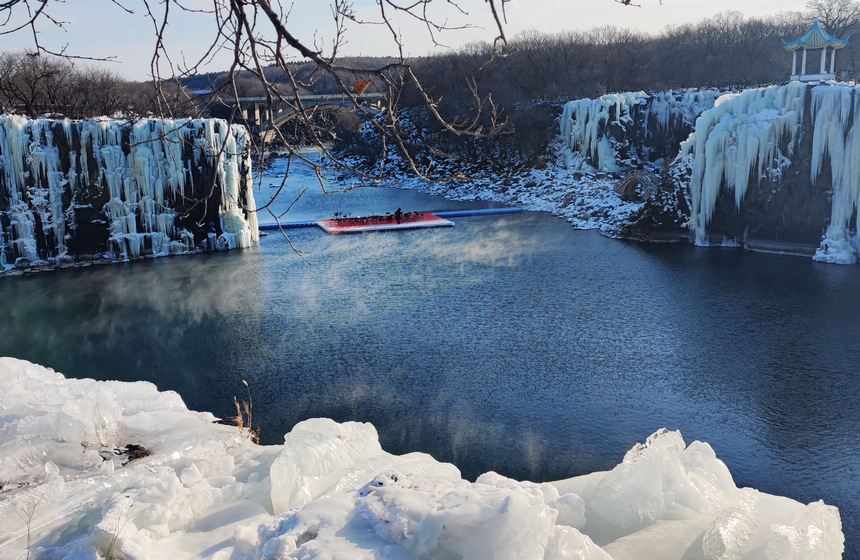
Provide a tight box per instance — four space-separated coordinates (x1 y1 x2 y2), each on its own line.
222 92 385 142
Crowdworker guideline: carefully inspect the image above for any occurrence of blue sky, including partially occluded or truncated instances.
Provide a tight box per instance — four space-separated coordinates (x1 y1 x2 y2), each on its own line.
0 0 812 80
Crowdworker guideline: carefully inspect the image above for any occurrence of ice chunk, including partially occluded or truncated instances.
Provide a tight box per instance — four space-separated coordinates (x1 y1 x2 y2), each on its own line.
0 358 845 559
269 418 386 513
590 429 737 535
767 500 844 560
702 488 760 559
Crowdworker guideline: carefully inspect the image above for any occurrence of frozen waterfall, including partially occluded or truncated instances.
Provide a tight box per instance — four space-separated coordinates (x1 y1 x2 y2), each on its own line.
560 90 721 173
683 82 860 264
0 116 258 273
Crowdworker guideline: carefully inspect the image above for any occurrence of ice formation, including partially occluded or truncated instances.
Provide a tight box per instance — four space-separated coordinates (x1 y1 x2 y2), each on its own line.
808 85 860 264
0 116 258 272
560 90 721 173
0 358 844 559
683 82 860 264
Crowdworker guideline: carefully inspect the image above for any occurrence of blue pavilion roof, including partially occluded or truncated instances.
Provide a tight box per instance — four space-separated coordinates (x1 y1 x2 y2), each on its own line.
783 19 849 51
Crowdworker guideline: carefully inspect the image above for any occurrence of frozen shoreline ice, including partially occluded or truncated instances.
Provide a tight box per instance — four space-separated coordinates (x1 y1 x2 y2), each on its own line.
0 357 843 559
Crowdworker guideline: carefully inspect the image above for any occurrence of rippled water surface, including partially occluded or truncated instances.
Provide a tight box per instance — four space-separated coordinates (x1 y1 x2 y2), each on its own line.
3 168 860 557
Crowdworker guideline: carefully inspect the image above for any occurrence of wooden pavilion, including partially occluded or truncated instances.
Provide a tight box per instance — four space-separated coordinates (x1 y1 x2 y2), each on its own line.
782 19 850 82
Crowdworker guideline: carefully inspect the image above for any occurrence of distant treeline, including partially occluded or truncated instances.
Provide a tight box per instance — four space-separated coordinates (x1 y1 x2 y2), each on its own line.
376 10 853 171
0 52 199 119
341 10 860 175
0 10 853 124
406 10 845 113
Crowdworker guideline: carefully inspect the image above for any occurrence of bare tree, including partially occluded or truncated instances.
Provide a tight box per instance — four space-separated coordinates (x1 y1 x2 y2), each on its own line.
0 50 150 118
70 67 128 118
0 51 72 115
0 0 522 233
0 0 663 233
807 0 860 37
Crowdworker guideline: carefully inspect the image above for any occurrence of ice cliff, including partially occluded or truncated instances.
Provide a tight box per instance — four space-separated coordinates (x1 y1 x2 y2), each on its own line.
0 116 258 274
560 83 860 264
680 82 860 264
560 90 721 174
0 358 845 559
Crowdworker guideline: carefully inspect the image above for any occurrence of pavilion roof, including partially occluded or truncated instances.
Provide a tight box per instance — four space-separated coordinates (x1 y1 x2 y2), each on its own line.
782 19 849 51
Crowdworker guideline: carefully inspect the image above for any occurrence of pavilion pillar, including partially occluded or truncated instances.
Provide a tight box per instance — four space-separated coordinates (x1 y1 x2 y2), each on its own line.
793 51 798 76
802 48 808 75
821 48 827 73
831 47 837 74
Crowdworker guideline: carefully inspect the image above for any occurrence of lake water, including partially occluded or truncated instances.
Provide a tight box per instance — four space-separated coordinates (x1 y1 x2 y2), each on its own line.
2 164 859 557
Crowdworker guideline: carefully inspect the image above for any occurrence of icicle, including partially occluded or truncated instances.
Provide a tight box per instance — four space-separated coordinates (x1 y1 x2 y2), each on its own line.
0 115 259 272
812 85 860 263
682 82 860 262
560 89 720 174
684 83 807 245
27 120 68 258
0 117 38 263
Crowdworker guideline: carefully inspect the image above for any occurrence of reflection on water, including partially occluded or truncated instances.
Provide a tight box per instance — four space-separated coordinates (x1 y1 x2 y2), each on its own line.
2 193 860 557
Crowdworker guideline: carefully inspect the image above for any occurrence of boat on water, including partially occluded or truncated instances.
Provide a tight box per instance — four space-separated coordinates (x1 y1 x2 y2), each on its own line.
316 210 454 234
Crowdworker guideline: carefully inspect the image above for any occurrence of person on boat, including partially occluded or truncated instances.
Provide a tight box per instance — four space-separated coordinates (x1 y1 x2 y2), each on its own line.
394 208 403 224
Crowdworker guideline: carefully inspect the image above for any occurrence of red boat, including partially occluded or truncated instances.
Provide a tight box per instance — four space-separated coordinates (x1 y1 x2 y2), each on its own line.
316 211 454 234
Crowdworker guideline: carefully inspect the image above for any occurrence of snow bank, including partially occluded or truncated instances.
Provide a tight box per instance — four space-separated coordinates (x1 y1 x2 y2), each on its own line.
0 358 843 559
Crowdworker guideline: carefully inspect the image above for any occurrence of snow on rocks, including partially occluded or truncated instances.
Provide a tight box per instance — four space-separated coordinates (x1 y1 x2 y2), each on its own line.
381 84 860 265
378 91 720 241
0 357 844 559
396 137 648 239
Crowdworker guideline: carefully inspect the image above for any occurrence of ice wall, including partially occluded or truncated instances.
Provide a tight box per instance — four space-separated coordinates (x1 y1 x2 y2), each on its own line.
683 83 806 246
0 116 258 272
560 90 721 173
809 85 860 263
683 82 860 264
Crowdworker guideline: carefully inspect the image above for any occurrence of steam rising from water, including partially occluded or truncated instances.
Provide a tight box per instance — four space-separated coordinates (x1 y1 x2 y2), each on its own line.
2 252 265 359
282 217 545 319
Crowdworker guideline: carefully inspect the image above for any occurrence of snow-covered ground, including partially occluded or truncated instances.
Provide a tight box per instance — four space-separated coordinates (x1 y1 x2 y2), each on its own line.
0 358 844 559
391 138 646 239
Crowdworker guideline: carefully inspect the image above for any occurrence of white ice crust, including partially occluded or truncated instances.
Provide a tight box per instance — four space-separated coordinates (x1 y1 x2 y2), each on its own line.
0 358 843 559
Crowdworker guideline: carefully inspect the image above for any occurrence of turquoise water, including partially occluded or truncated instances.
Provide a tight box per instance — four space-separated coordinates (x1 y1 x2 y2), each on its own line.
3 170 860 557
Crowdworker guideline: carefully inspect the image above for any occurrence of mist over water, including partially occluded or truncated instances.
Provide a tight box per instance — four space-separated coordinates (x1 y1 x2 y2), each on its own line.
2 170 860 556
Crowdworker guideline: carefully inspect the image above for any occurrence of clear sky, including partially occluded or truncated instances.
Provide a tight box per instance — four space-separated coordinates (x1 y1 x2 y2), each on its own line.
0 0 812 81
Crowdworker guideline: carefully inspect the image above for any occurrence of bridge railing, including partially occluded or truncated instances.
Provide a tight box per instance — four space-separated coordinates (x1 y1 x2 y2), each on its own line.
218 92 385 141
234 93 384 104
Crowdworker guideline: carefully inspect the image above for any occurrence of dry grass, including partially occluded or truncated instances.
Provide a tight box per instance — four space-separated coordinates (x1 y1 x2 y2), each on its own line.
231 380 259 444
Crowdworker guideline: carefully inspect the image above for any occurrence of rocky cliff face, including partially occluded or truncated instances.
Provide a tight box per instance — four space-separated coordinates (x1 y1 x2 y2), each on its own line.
0 117 258 274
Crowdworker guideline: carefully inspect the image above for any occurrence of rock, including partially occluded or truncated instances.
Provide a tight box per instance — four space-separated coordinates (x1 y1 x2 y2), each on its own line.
616 170 659 202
